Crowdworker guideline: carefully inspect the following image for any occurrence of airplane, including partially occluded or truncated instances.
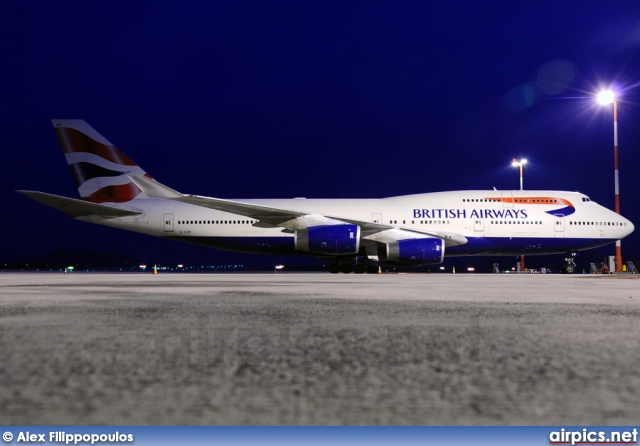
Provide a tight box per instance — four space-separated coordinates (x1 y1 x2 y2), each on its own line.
18 119 634 274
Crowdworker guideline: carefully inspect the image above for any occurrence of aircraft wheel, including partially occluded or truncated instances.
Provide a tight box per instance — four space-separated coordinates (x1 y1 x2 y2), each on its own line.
354 263 366 274
340 263 353 274
329 263 341 274
366 264 379 274
562 264 575 274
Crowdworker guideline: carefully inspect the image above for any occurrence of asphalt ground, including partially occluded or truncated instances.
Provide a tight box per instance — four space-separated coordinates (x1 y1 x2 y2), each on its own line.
1 272 639 425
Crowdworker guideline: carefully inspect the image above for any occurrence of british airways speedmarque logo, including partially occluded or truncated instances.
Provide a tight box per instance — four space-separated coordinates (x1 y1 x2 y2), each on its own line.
412 196 575 219
544 201 575 216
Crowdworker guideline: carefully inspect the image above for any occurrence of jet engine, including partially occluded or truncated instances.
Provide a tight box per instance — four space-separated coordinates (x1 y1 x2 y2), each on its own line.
295 224 360 255
382 238 444 266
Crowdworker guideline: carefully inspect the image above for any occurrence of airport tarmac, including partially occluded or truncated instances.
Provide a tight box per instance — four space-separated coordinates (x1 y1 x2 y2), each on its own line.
1 272 639 425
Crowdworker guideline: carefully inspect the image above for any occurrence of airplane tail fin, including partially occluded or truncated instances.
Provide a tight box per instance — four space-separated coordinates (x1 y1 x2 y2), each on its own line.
52 119 151 203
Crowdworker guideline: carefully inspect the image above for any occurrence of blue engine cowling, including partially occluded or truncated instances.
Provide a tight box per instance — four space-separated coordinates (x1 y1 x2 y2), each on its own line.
295 224 360 255
385 238 444 265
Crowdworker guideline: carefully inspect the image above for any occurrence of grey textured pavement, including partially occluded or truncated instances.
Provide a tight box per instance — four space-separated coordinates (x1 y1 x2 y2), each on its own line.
1 272 639 425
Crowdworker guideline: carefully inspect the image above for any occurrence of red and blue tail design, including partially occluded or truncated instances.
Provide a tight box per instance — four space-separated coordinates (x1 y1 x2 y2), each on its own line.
52 120 152 203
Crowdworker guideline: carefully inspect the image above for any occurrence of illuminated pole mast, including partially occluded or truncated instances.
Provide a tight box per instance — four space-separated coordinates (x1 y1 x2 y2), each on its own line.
597 90 623 272
512 158 527 272
613 99 622 272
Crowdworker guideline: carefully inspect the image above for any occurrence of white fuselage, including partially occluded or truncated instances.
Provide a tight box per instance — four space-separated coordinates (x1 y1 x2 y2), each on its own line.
85 190 633 258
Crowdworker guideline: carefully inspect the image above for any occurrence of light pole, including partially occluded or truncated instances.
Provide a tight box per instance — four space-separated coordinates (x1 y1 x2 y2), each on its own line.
511 158 527 190
597 89 623 272
512 158 527 272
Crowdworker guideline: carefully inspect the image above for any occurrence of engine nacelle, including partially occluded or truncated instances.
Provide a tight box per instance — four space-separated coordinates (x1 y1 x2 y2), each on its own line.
383 238 444 266
295 224 360 255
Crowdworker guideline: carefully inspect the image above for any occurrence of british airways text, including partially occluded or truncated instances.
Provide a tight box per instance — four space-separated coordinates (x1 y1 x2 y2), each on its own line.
412 209 529 219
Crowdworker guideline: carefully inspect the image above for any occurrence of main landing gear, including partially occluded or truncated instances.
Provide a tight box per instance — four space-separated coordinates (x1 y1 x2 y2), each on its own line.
562 252 577 274
328 262 353 274
329 259 379 274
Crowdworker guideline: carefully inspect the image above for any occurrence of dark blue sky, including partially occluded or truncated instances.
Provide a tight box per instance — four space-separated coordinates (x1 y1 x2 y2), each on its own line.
3 1 640 265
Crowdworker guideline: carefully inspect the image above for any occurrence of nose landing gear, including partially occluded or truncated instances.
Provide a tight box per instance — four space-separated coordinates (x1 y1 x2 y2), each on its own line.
562 252 577 274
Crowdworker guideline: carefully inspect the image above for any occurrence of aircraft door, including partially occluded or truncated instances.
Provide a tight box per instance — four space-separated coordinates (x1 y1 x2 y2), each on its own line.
372 213 382 223
474 219 484 232
500 191 514 208
554 215 565 233
164 213 174 232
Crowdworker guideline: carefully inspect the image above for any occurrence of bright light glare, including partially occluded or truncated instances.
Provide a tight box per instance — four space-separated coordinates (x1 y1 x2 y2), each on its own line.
512 158 527 167
597 89 615 105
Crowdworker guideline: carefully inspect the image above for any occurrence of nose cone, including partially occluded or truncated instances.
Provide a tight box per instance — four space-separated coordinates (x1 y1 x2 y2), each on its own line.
623 216 635 238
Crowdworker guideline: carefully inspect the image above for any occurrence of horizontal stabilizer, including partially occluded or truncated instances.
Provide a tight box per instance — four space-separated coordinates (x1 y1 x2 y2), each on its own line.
17 190 141 218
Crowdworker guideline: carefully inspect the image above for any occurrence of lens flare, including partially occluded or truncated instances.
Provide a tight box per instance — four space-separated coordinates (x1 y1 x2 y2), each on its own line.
597 89 615 104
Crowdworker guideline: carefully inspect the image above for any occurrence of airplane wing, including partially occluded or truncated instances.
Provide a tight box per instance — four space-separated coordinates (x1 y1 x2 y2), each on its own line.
17 191 142 219
174 194 308 225
127 175 467 247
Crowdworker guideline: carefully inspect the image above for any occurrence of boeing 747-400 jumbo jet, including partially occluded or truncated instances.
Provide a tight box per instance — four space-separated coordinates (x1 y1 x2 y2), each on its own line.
19 120 634 273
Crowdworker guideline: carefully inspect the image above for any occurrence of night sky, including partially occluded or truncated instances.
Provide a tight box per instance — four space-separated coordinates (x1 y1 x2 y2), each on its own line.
3 1 640 267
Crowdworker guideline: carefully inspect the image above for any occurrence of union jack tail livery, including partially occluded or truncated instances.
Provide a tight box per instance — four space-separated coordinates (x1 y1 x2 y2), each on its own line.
52 120 151 203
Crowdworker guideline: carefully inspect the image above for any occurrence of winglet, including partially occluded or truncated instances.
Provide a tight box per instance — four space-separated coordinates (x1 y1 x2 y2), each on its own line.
127 174 183 198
